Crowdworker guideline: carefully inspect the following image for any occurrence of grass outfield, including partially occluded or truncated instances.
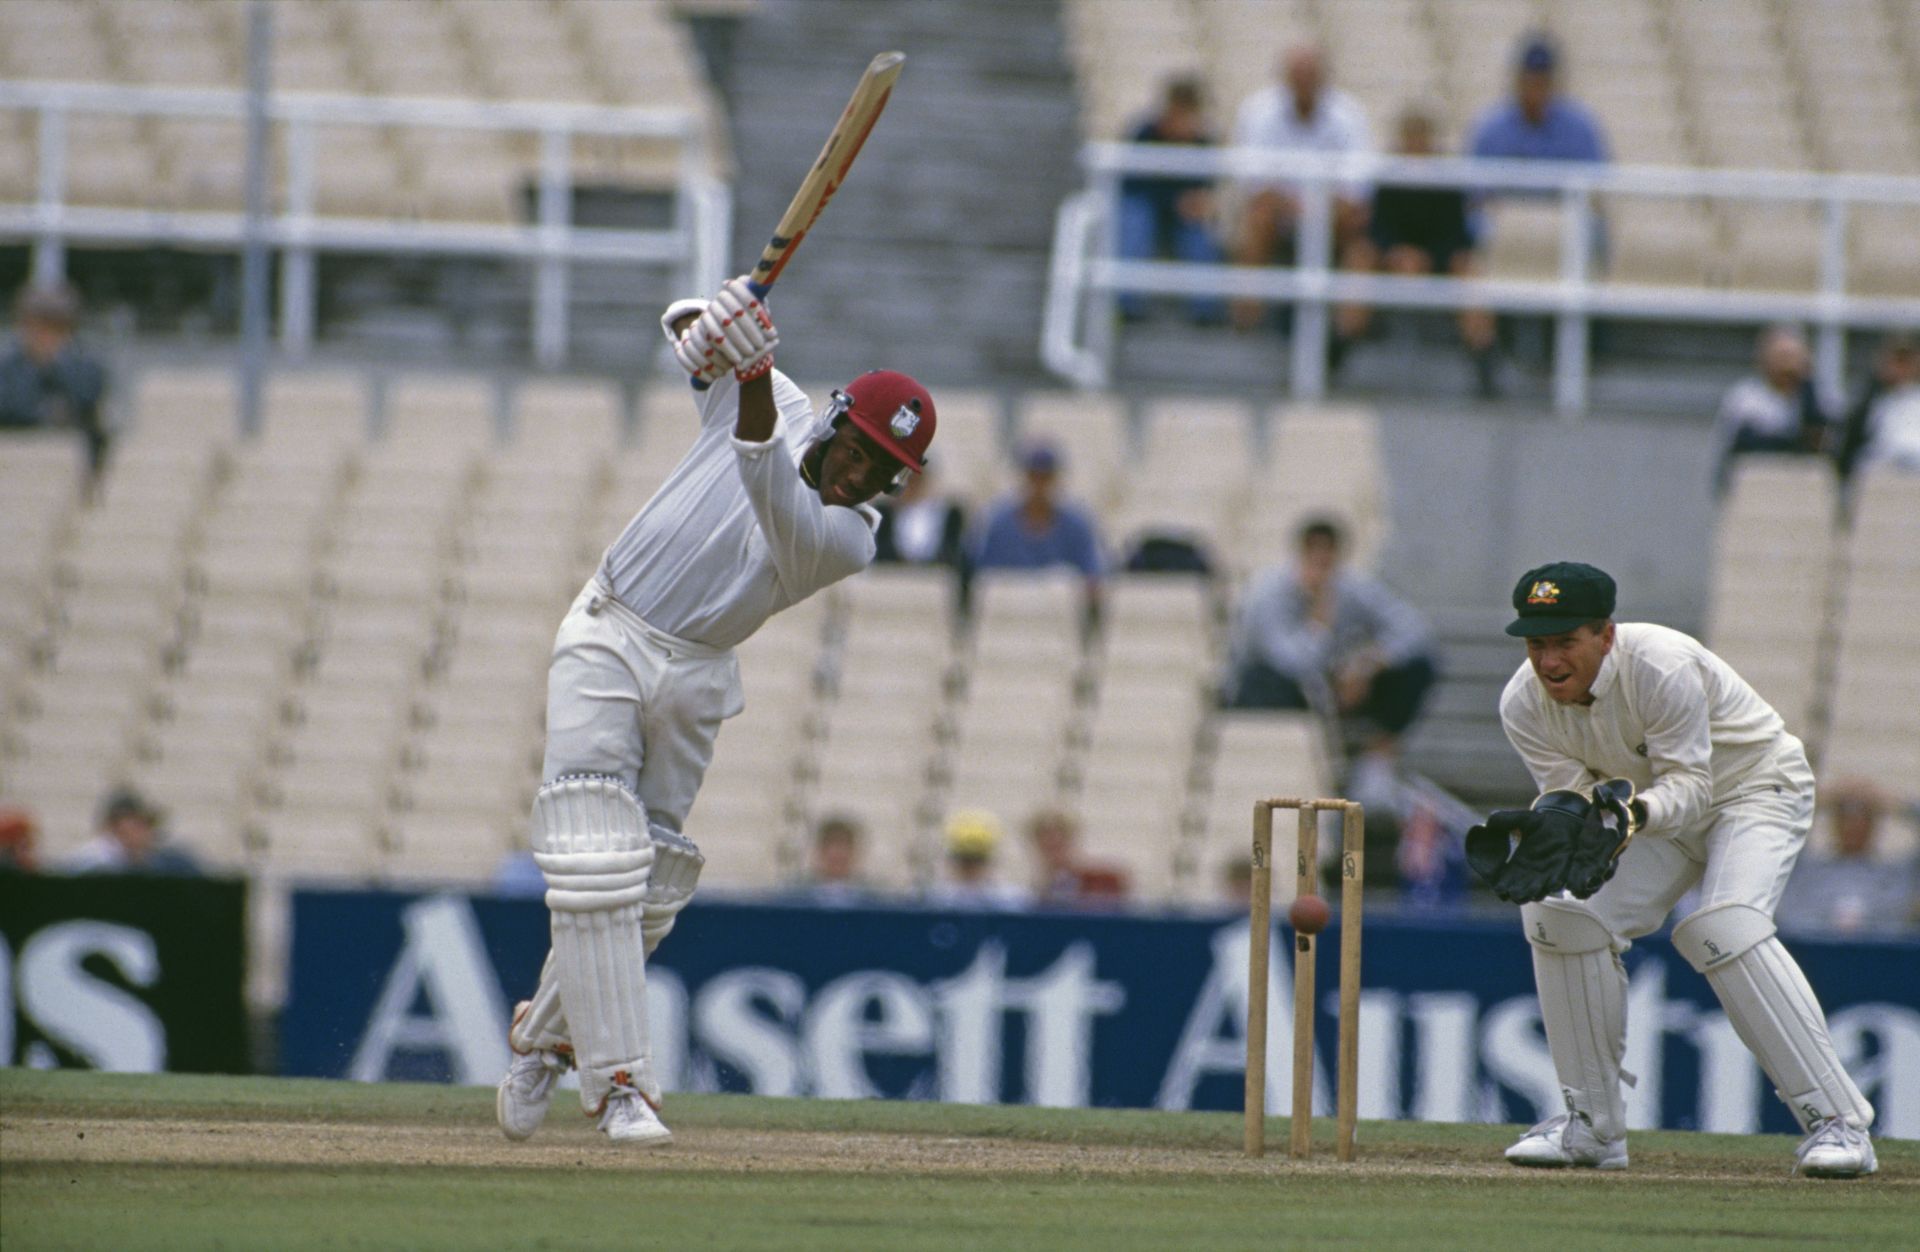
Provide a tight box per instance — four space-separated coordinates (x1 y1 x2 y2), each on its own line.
2 1071 1912 1251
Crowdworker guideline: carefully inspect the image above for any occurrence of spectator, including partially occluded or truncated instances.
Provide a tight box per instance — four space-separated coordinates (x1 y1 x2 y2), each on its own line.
1778 779 1919 938
1226 517 1437 811
1118 76 1227 323
1467 35 1611 275
1344 105 1501 396
1028 808 1129 906
792 814 883 907
1468 35 1609 166
1834 332 1920 481
925 810 1030 911
971 441 1105 582
0 283 111 474
873 466 969 573
63 788 201 876
0 808 38 872
1712 325 1829 492
1228 42 1377 337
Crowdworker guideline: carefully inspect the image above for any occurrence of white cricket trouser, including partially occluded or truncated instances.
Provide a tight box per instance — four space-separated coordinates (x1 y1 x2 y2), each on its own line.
517 578 743 1107
1526 742 1873 1137
542 578 744 815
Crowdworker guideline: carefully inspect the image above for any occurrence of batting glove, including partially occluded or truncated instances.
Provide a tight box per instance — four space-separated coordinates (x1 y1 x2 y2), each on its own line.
700 276 778 382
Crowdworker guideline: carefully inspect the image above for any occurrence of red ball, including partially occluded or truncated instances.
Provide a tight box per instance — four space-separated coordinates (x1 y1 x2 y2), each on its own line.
1289 894 1331 936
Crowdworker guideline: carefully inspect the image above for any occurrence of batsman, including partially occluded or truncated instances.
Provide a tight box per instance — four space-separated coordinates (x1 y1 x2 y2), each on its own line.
494 278 936 1145
1467 562 1876 1178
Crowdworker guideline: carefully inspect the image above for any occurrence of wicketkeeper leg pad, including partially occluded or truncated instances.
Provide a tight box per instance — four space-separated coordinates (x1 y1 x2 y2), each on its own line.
1672 903 1874 1132
1522 898 1632 1141
532 774 660 1113
641 825 704 957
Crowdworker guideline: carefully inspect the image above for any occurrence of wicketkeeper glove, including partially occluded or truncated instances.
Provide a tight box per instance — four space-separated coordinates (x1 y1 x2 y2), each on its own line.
1464 790 1593 904
1564 777 1642 898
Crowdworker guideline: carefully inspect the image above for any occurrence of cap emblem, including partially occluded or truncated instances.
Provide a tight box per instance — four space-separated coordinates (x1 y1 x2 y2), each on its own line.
890 407 920 439
1527 580 1561 605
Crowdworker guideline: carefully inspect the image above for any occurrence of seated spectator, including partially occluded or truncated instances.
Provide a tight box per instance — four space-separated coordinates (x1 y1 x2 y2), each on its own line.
62 788 201 876
971 441 1105 583
1468 35 1609 166
0 283 110 474
1467 36 1610 270
1835 332 1920 481
1226 518 1437 811
1228 42 1376 337
1118 76 1227 323
925 810 1030 911
792 815 883 907
1712 325 1828 492
1778 779 1919 938
1343 105 1501 396
874 466 969 573
0 808 38 872
1028 809 1129 906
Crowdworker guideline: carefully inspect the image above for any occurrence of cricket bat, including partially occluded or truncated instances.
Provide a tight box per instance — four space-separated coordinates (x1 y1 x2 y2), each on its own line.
745 50 906 297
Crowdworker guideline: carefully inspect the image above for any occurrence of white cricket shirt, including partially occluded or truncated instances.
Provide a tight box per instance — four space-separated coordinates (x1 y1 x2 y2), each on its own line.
1231 83 1376 200
1498 622 1810 837
599 370 878 650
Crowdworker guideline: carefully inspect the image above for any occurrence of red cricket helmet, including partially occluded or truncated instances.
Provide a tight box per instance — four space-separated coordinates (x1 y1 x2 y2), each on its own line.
829 370 936 474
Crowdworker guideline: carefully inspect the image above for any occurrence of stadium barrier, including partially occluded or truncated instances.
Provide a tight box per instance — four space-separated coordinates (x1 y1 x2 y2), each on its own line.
1042 144 1920 414
0 79 731 367
0 870 249 1075
282 889 1918 1138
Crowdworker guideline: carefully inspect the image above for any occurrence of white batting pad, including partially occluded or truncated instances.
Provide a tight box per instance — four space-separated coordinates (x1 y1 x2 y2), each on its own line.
510 952 570 1056
1522 899 1631 1141
532 775 660 1112
1672 903 1874 1132
641 826 704 957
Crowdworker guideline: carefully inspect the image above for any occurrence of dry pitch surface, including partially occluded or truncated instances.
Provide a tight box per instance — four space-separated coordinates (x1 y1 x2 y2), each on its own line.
2 1071 1913 1250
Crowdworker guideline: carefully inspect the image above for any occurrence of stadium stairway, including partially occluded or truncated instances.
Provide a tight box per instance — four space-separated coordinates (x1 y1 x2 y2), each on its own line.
719 0 1081 383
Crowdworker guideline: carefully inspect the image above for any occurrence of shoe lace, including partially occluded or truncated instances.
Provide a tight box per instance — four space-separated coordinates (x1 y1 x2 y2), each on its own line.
1523 1112 1571 1139
1797 1118 1855 1160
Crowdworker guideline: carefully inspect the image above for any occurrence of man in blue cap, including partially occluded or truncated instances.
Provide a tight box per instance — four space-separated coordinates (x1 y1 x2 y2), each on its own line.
1468 35 1610 165
1467 562 1877 1178
970 440 1105 583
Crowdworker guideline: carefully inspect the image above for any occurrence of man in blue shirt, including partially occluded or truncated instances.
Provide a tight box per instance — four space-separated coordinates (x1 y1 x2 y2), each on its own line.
1469 36 1610 165
971 441 1105 581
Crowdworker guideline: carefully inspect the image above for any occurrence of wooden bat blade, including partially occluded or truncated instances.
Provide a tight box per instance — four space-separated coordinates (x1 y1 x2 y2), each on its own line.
748 50 905 294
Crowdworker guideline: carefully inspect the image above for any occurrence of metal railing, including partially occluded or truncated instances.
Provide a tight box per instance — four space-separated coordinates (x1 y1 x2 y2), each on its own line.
0 79 731 367
1043 143 1920 414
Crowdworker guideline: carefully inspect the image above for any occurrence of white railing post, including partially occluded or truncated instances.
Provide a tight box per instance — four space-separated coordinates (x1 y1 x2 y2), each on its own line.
1085 168 1122 388
533 125 572 368
1553 184 1593 419
278 117 317 358
1815 195 1849 408
1289 175 1333 401
32 105 67 286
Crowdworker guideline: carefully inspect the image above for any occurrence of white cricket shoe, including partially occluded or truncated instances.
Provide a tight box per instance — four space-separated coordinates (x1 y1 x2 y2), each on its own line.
1504 1112 1628 1170
598 1083 673 1146
496 1047 566 1141
1794 1119 1877 1179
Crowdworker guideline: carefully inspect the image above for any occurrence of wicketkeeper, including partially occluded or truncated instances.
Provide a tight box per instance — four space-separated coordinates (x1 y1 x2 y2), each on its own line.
1466 562 1876 1178
495 278 936 1144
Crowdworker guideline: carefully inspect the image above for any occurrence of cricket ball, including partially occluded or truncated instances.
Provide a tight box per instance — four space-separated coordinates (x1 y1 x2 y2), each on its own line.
1289 894 1331 936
